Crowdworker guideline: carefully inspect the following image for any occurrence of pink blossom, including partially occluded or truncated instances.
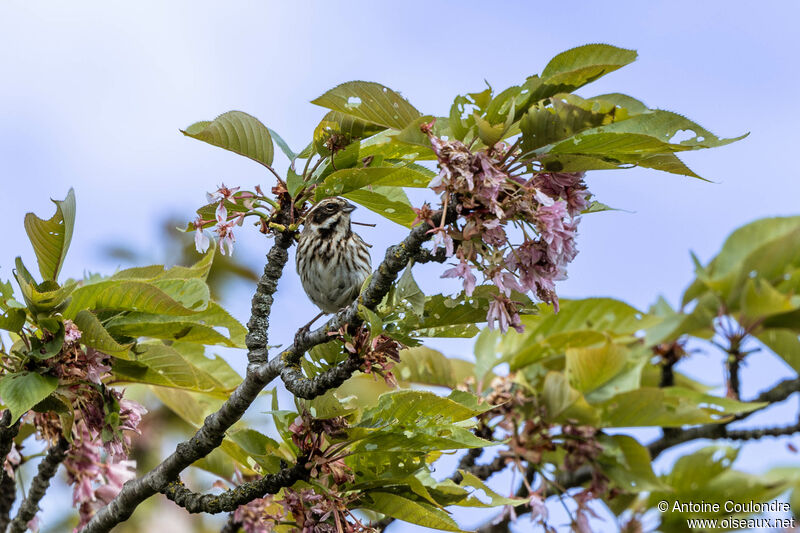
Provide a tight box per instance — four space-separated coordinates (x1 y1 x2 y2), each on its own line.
536 201 579 266
215 201 228 223
207 183 240 204
84 349 112 385
233 496 283 533
529 493 548 523
481 219 507 246
3 442 21 478
216 219 237 256
119 398 147 433
194 227 210 253
64 320 82 343
533 172 590 217
492 272 525 297
429 227 454 257
487 294 524 334
104 459 136 489
442 256 477 296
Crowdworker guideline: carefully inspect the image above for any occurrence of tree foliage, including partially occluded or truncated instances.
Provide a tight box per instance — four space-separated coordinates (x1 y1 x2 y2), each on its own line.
1 44 797 533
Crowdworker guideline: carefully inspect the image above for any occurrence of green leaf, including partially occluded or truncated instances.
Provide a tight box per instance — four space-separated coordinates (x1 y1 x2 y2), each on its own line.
0 308 25 333
14 269 76 317
311 81 422 130
681 217 800 307
757 328 800 373
520 93 615 153
29 319 65 360
455 471 527 507
590 93 649 115
393 346 477 389
0 372 58 423
664 445 738 492
111 343 234 396
598 387 766 428
287 167 304 198
397 287 520 339
315 166 432 201
540 44 638 94
313 110 386 156
23 188 76 281
358 305 383 337
104 302 246 348
472 328 501 384
182 111 275 168
358 389 490 428
344 185 417 227
267 127 297 160
360 492 464 532
72 310 132 357
64 279 208 318
395 267 426 317
506 298 654 370
566 342 628 393
600 434 667 492
541 371 598 424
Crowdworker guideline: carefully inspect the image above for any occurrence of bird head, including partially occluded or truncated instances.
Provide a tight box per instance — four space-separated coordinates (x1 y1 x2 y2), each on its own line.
304 197 357 233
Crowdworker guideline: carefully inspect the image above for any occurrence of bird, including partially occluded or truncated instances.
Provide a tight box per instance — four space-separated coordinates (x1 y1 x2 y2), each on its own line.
295 197 372 327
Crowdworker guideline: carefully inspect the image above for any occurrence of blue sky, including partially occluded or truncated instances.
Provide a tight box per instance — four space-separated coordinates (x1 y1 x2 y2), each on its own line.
1 1 799 531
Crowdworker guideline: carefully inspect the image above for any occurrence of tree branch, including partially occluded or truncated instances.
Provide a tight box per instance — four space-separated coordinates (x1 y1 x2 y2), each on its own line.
246 231 294 365
0 473 16 533
649 376 800 459
8 437 69 533
161 460 308 514
85 208 453 533
220 513 241 533
0 410 20 469
0 410 21 531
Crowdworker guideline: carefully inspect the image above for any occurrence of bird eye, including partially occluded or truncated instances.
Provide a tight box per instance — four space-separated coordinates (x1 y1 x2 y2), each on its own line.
325 204 337 212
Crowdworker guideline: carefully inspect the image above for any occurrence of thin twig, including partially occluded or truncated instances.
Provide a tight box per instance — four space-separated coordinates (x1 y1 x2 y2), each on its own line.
161 460 308 514
8 437 69 533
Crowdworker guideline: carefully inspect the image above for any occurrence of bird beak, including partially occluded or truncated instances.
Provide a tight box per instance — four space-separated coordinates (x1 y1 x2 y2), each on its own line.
343 202 357 213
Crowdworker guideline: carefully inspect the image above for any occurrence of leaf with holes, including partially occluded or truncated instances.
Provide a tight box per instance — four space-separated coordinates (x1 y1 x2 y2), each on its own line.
312 81 422 130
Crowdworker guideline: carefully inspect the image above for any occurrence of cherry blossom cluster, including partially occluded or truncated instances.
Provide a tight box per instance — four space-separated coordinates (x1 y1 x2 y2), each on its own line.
30 320 146 531
475 374 610 532
231 413 373 533
337 326 403 387
193 184 274 255
419 123 590 332
281 487 375 533
289 411 353 487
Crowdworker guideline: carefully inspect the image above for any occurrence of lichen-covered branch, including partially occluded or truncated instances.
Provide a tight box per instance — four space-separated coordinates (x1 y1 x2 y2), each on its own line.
0 410 21 531
8 437 69 533
0 410 20 468
220 513 242 533
84 208 453 533
246 231 294 364
161 460 309 514
0 473 16 532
